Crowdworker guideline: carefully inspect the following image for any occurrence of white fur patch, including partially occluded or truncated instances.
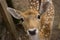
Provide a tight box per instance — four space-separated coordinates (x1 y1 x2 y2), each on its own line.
29 34 39 40
28 28 36 31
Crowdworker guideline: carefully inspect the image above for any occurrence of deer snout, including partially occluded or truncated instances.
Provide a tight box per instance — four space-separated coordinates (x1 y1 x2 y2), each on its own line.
27 28 38 36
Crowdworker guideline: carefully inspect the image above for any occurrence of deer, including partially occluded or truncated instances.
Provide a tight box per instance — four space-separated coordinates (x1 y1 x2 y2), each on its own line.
7 0 54 40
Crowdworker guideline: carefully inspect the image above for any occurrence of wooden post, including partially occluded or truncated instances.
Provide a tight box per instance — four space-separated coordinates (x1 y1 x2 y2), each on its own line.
0 0 19 40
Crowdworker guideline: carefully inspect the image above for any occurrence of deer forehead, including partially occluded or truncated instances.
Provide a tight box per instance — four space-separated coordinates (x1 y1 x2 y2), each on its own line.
21 9 39 18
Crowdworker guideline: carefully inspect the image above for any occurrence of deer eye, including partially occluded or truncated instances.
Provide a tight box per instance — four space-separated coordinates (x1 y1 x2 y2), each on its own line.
37 15 40 19
20 18 24 22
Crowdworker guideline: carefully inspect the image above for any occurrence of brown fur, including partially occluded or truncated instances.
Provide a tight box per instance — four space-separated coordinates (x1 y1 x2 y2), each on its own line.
38 3 54 40
8 0 54 40
17 3 54 40
16 0 55 40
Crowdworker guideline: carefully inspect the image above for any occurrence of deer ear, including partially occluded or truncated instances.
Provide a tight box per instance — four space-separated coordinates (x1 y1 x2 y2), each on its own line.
7 7 21 19
40 0 50 14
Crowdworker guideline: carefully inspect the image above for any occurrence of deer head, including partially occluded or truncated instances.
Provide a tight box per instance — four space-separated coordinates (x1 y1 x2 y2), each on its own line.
7 0 51 37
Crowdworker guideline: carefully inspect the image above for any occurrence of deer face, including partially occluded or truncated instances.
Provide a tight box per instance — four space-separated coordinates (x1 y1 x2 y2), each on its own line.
7 0 50 36
7 8 41 36
21 9 41 36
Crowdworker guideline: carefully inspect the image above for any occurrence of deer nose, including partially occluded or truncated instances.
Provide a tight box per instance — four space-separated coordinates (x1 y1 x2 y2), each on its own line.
27 28 38 36
28 30 36 35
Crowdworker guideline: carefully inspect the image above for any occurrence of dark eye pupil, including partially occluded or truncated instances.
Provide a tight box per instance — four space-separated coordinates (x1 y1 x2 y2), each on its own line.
38 15 40 19
20 18 24 22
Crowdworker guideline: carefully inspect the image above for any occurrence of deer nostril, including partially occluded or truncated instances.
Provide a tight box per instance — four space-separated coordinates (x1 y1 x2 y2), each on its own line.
28 30 36 36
